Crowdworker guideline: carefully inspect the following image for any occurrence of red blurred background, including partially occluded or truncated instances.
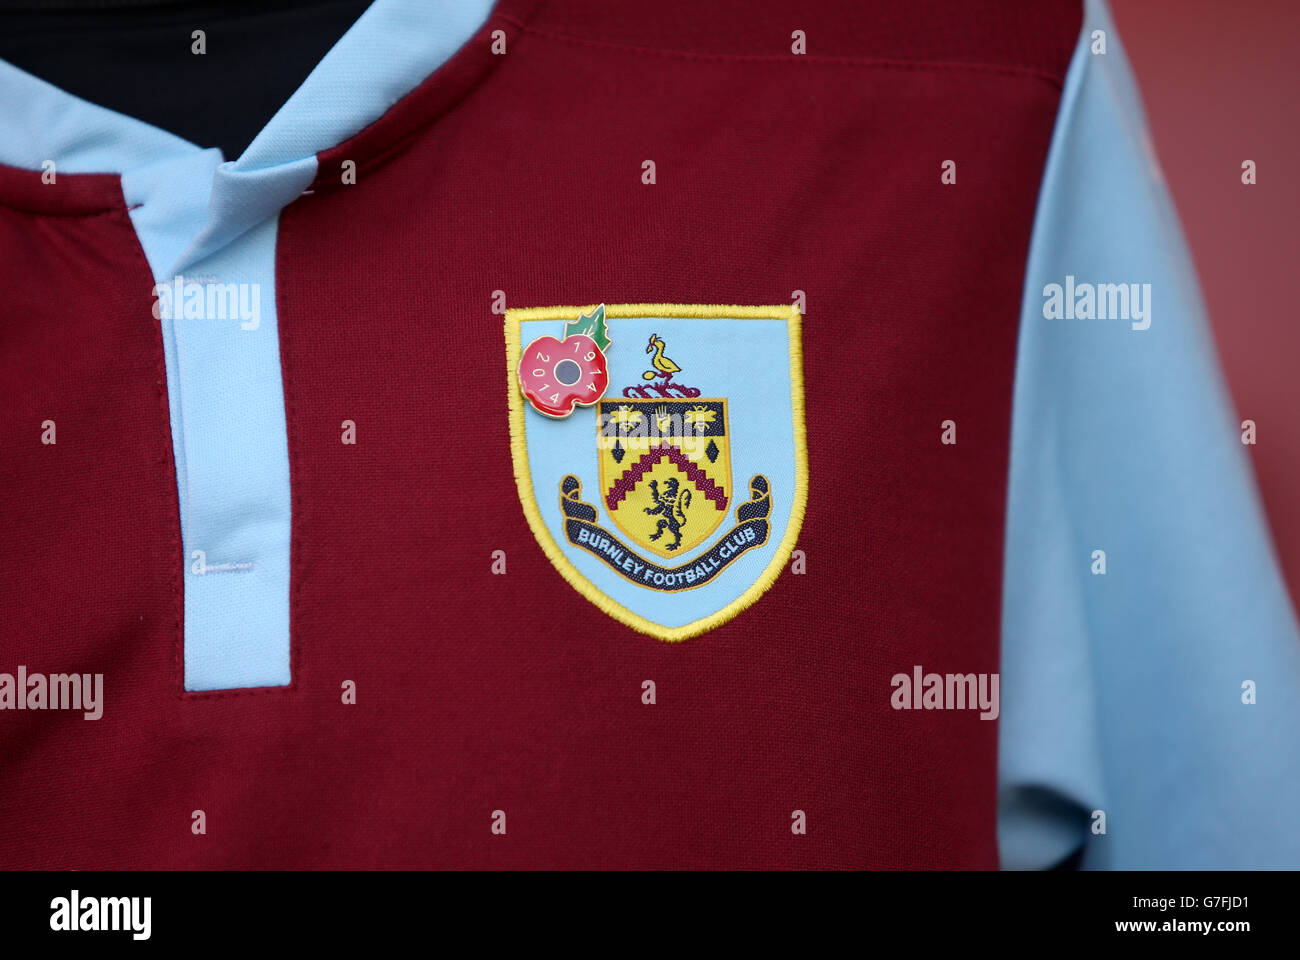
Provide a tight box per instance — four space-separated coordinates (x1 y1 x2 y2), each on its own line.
1112 0 1300 616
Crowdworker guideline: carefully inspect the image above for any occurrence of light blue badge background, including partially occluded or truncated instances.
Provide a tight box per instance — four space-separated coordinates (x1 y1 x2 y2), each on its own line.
520 315 799 629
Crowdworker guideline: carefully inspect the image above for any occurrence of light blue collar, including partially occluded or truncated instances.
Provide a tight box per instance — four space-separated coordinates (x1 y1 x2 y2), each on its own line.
0 0 494 277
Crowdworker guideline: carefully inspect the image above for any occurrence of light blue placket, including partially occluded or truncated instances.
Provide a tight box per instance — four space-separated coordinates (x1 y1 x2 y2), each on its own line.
0 0 494 690
135 159 314 691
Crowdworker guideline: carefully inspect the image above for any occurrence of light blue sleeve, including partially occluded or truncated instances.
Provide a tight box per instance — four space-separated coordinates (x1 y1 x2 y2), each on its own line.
998 0 1300 869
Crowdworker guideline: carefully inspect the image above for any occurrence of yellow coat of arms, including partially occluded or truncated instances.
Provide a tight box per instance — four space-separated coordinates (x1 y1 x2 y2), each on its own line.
597 396 731 558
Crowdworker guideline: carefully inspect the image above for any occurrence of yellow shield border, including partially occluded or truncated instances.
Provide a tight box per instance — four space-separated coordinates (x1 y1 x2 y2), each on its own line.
505 303 808 642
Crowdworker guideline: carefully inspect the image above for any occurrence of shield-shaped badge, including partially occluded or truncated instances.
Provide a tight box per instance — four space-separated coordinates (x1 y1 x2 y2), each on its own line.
505 304 807 641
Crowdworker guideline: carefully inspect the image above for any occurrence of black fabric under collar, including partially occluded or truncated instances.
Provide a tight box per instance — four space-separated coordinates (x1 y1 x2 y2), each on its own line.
0 0 375 160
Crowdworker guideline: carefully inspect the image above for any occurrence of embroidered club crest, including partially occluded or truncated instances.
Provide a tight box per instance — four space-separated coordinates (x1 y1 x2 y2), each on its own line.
505 304 807 641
